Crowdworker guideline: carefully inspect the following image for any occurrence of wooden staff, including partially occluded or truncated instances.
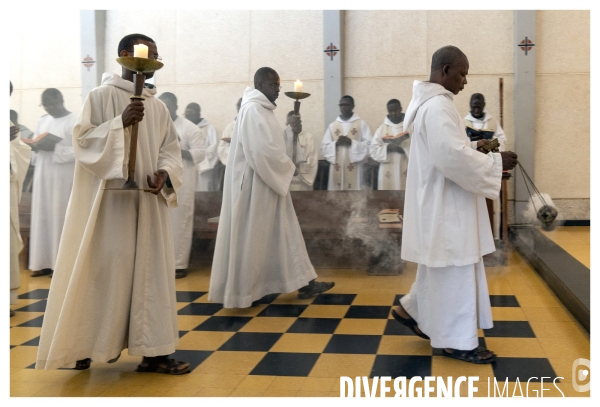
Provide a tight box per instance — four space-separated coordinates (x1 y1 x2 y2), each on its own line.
123 72 146 189
292 100 300 166
500 78 509 246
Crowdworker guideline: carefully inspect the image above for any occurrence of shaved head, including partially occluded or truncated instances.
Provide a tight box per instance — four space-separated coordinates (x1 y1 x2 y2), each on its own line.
186 102 200 113
254 67 278 88
42 88 63 103
430 45 467 73
158 92 177 105
470 93 485 104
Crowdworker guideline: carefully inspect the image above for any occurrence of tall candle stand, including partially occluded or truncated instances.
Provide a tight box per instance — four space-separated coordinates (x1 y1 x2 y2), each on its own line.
104 56 164 190
284 91 311 173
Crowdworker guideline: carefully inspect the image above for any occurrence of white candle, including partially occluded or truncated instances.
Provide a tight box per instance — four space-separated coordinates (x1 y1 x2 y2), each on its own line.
294 80 302 92
133 44 148 59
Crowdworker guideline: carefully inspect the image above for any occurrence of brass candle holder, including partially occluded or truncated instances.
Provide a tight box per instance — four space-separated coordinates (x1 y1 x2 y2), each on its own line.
104 56 164 191
284 91 311 169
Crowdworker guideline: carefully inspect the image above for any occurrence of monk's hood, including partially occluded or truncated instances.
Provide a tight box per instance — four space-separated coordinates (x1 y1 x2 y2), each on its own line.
241 87 276 111
403 80 453 131
100 72 157 97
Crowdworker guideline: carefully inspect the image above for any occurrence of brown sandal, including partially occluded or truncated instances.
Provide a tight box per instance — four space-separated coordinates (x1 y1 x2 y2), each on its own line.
136 357 190 375
30 268 52 277
74 358 91 370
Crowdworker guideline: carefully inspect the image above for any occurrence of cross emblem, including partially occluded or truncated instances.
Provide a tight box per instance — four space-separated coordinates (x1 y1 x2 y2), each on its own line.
385 171 392 179
334 163 341 171
518 36 535 56
334 129 341 137
324 43 340 61
347 163 355 172
81 55 96 72
350 128 358 136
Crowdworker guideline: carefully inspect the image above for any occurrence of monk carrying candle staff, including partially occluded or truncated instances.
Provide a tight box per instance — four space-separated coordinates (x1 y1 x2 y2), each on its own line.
36 33 190 375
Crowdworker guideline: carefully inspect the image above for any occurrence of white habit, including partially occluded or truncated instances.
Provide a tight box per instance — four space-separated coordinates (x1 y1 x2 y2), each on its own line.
36 73 183 370
195 119 220 191
464 110 507 239
322 114 372 190
10 123 32 304
370 117 412 190
283 126 318 191
28 113 77 271
208 87 317 308
400 80 503 350
170 116 206 269
217 119 235 166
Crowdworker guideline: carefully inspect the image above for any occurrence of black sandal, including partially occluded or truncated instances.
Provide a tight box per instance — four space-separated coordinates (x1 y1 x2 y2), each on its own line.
136 357 191 375
391 309 430 340
442 348 496 364
74 358 91 370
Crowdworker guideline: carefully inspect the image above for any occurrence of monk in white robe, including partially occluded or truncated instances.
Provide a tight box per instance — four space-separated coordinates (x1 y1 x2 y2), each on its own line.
36 34 189 374
159 92 206 279
209 67 334 308
392 46 518 364
464 93 508 239
217 98 242 171
322 95 372 190
184 103 220 191
10 109 35 192
27 89 77 278
370 99 412 190
10 110 32 313
283 110 318 191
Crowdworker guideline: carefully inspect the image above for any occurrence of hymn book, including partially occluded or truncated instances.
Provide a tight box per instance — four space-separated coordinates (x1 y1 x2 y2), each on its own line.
465 127 495 142
22 132 63 150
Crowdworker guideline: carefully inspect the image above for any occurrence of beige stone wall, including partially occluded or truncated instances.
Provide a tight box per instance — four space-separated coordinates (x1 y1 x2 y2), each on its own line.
9 10 589 217
9 10 82 132
104 10 324 138
535 10 590 200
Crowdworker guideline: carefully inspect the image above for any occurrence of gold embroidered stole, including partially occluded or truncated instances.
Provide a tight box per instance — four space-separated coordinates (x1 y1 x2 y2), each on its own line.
331 119 362 190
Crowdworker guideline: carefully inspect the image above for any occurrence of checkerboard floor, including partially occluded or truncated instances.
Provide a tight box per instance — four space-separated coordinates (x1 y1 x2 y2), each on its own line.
10 249 590 397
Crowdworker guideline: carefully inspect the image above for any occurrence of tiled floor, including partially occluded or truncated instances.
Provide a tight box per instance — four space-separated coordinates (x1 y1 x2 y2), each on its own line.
538 226 590 268
10 248 590 397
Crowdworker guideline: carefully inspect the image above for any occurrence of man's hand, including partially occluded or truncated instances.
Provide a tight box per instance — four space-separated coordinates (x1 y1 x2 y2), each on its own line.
290 115 302 134
146 169 169 195
336 135 352 146
500 151 518 171
181 150 193 161
122 100 145 128
10 125 19 141
502 171 512 180
388 144 405 154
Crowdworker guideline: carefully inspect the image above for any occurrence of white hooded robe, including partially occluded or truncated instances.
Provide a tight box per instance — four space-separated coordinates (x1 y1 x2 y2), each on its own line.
370 117 412 190
36 73 183 370
28 113 77 271
321 114 372 190
10 124 32 304
170 116 206 269
208 87 317 308
399 80 503 350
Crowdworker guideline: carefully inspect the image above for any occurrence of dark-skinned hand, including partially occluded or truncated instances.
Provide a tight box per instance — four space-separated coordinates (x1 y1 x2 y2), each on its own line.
146 169 169 195
181 150 193 161
122 100 145 128
336 135 352 147
502 171 512 180
290 115 302 134
10 125 19 141
500 151 518 171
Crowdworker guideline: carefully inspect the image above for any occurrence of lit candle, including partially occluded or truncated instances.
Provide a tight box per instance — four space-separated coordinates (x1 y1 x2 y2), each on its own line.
294 80 302 92
133 44 149 59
